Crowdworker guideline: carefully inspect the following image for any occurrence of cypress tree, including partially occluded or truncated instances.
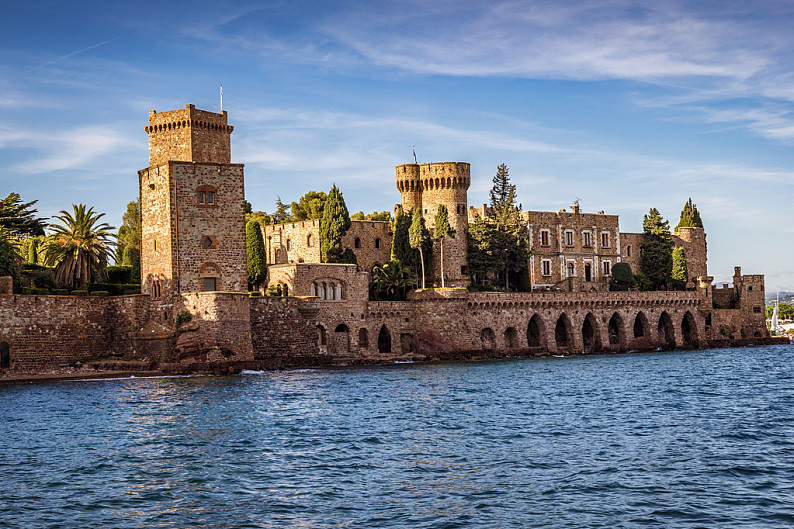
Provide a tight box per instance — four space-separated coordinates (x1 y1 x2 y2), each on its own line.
409 209 430 289
671 247 688 290
676 198 703 229
640 208 673 290
391 206 414 266
320 184 351 263
433 204 455 288
28 236 39 264
246 220 267 288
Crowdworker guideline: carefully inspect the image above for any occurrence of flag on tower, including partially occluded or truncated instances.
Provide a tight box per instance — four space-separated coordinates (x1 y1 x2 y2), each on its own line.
412 146 417 164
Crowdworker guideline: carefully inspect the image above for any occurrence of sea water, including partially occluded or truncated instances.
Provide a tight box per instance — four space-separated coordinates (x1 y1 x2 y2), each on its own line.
1 345 793 528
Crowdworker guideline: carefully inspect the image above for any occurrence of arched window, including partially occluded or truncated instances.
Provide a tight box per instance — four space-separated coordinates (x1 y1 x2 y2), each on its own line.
354 237 361 248
335 283 343 300
282 284 289 297
328 283 335 300
286 239 291 251
566 262 575 277
307 234 313 247
310 283 317 296
318 283 325 299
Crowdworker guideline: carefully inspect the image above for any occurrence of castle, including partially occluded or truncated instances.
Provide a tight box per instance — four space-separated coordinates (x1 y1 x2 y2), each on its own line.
0 105 779 375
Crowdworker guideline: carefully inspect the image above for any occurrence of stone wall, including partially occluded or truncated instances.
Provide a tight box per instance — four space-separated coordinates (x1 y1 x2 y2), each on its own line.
250 296 320 359
619 232 644 274
672 227 707 286
175 292 253 362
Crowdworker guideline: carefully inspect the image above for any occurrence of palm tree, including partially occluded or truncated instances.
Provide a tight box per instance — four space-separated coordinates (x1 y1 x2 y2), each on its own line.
43 204 115 289
371 260 415 300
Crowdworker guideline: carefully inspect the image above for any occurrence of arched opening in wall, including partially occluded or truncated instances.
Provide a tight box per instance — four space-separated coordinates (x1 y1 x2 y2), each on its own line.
633 312 650 338
333 324 350 355
555 314 572 350
527 315 544 348
317 325 327 347
582 313 599 353
359 328 369 350
584 263 592 282
307 234 313 247
681 311 697 348
378 325 392 354
504 327 519 350
608 313 625 350
481 328 496 350
0 342 9 369
282 284 289 297
375 238 381 249
658 312 675 350
355 237 361 249
310 283 317 297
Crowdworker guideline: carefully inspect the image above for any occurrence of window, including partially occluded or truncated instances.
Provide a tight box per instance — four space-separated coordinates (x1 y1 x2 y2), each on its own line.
601 232 610 248
566 262 575 277
753 306 762 313
582 231 591 247
201 235 216 249
203 277 217 291
197 185 217 207
540 230 550 246
354 237 361 249
627 245 631 257
541 259 552 276
286 239 291 251
375 238 381 249
602 261 611 276
565 230 574 247
307 234 313 247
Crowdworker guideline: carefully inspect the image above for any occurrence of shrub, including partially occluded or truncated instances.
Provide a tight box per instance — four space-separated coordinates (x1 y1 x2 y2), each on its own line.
176 311 192 328
633 273 653 291
249 291 262 297
72 290 89 296
30 287 49 295
51 288 69 295
105 265 132 284
610 262 633 291
91 291 111 297
89 282 124 295
122 284 141 294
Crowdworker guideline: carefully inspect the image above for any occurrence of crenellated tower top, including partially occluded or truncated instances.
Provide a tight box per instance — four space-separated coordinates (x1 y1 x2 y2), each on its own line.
145 104 234 167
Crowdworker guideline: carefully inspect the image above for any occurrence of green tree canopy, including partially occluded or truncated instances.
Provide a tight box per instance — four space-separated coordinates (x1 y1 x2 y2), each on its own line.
115 201 140 265
468 217 501 283
488 164 523 230
610 262 633 291
391 206 414 265
434 204 455 288
272 196 293 224
43 204 115 289
0 228 21 286
246 220 267 288
352 210 392 222
320 185 352 263
640 208 673 290
0 193 47 237
676 198 704 229
671 247 688 289
291 191 327 221
370 259 415 300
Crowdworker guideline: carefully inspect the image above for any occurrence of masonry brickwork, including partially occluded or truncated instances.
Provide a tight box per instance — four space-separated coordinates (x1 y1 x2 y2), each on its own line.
0 103 779 378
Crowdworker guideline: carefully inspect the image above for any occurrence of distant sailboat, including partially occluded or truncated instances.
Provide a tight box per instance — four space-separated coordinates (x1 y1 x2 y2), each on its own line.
771 291 784 335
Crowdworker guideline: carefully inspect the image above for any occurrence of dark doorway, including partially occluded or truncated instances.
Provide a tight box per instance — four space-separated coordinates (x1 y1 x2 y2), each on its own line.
584 263 592 282
582 315 596 352
527 315 543 347
555 314 571 348
378 325 391 354
0 342 9 368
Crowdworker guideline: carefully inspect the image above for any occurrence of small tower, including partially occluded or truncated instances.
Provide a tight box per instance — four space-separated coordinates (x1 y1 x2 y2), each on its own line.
138 104 247 297
396 162 471 287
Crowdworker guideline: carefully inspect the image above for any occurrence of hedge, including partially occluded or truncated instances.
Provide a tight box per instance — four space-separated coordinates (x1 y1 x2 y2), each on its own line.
91 291 111 297
105 265 133 284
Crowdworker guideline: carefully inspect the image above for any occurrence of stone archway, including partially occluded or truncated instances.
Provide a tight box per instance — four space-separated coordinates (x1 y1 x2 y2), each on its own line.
331 324 350 355
0 341 9 369
481 328 496 350
681 311 698 348
633 312 650 339
378 325 391 354
658 311 676 349
504 327 519 350
527 315 545 348
316 325 327 348
358 328 369 351
582 313 600 353
608 313 626 350
555 313 573 351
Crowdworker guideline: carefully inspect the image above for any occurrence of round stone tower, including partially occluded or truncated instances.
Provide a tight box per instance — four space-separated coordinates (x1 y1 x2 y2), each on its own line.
395 162 471 287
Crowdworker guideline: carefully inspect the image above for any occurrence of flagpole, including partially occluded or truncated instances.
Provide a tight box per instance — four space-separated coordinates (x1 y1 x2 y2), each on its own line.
220 84 223 113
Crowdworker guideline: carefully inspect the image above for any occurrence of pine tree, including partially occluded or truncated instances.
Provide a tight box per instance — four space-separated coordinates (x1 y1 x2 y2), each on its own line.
640 208 673 290
291 191 327 221
273 196 292 223
676 198 704 229
409 209 430 289
485 163 528 289
0 193 47 237
246 220 267 288
320 184 352 263
116 201 140 267
671 247 688 290
433 204 455 288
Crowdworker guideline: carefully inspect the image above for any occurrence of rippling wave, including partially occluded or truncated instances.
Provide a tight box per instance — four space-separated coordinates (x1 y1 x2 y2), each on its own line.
1 346 793 527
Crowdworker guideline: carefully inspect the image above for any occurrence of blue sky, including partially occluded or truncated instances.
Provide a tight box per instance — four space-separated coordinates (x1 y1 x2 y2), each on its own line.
2 0 793 290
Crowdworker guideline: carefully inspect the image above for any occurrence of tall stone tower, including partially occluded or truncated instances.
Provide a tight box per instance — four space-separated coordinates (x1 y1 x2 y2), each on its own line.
396 162 471 287
673 226 707 287
138 104 247 296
